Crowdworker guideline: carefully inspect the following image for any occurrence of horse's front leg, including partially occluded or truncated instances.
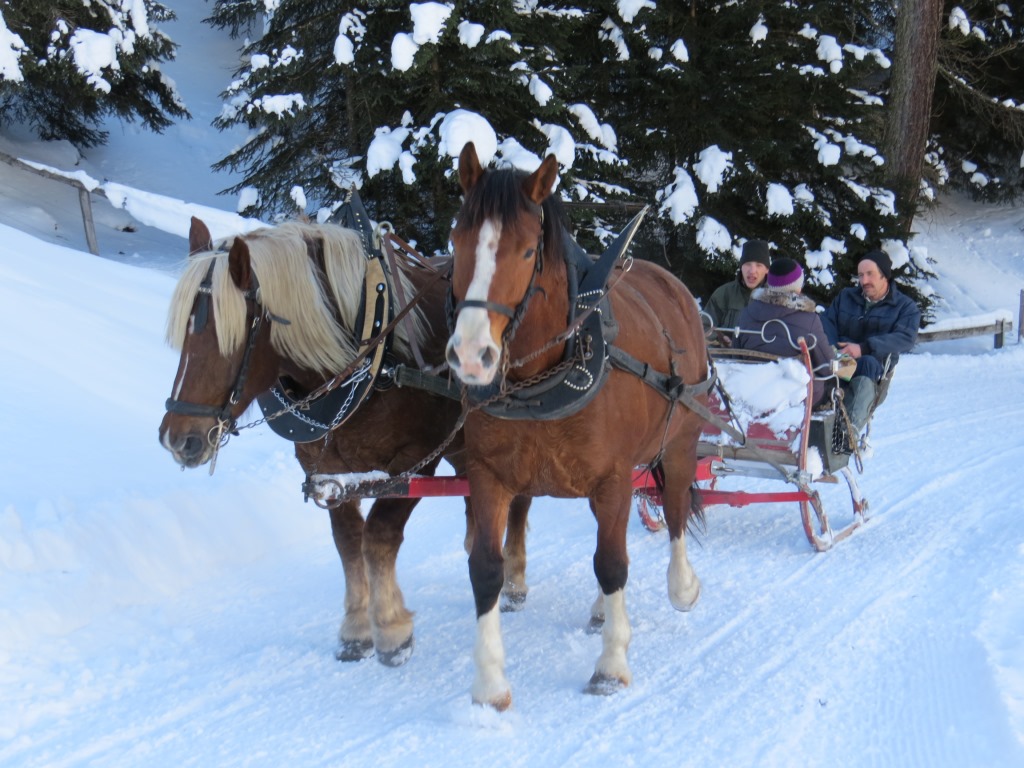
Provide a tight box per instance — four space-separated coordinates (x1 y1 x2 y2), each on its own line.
362 497 419 666
463 494 531 612
584 477 634 695
467 474 515 710
328 500 373 661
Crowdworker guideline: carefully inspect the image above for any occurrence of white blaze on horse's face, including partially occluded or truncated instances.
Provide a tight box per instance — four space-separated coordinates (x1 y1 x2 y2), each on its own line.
447 218 504 385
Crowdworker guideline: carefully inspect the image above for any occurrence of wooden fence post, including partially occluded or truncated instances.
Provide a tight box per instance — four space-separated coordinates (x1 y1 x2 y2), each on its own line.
78 187 99 255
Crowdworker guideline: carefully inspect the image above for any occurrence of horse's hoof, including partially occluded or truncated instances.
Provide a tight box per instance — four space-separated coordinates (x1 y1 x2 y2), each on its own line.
376 635 414 667
586 616 605 635
584 672 627 696
335 638 374 662
671 580 702 612
473 691 512 712
500 590 527 612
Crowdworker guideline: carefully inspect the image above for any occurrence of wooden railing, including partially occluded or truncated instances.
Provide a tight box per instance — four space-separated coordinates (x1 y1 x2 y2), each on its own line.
917 293 1021 349
0 149 106 254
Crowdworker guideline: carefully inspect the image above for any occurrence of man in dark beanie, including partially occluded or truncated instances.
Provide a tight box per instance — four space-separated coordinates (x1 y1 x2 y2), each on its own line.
735 258 833 405
705 239 771 342
822 249 920 434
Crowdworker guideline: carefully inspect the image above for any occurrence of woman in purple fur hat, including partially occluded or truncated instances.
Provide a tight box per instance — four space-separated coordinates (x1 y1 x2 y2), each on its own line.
735 257 833 405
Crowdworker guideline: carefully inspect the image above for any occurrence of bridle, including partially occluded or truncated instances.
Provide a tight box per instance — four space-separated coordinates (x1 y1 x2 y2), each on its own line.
164 259 285 449
448 205 546 346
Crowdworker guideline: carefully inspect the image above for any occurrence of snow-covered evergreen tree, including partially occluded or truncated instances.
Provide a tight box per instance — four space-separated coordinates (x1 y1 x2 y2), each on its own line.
927 0 1024 203
206 1 938 303
569 1 912 299
0 1 187 147
208 0 623 252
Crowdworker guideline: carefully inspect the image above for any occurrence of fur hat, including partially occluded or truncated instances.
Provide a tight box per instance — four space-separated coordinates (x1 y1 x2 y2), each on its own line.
766 257 804 292
739 239 770 267
860 249 892 280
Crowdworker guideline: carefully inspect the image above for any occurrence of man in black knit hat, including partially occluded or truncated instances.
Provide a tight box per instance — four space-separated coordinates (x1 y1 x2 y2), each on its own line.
822 249 920 432
705 239 771 343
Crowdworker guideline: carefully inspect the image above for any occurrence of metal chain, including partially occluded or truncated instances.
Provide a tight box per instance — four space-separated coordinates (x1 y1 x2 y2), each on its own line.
305 362 377 477
205 418 234 476
394 340 583 481
505 256 631 371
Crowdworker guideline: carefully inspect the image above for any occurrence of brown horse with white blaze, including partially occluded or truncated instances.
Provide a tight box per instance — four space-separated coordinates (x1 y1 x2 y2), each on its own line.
446 142 709 709
159 217 530 665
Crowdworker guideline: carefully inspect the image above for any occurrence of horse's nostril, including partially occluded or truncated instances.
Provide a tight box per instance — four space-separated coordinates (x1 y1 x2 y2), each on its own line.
181 434 205 460
446 342 462 369
480 346 496 369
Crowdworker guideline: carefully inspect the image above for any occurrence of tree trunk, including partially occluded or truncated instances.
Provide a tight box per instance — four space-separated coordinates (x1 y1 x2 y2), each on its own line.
883 0 944 236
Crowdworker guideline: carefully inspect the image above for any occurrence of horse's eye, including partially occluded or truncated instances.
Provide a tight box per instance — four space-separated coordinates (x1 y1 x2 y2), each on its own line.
524 248 535 260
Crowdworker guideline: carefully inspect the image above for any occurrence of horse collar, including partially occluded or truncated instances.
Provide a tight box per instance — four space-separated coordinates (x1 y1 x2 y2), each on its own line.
462 207 649 421
255 252 395 442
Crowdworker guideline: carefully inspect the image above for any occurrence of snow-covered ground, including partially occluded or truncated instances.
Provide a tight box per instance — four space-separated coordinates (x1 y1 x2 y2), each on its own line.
2 6 1024 767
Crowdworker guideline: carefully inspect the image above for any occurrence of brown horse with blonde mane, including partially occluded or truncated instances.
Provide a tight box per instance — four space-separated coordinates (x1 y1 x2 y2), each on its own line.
159 217 529 664
446 143 710 709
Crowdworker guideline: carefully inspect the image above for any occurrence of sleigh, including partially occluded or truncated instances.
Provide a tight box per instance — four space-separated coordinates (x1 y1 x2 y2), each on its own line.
632 336 874 552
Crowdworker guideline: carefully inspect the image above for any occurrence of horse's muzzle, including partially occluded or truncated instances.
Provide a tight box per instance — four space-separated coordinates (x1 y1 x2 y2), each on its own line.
159 418 214 469
446 333 499 385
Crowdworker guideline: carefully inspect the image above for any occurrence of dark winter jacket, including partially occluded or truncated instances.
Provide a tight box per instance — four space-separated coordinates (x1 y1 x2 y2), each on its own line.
705 274 757 330
821 284 920 381
736 288 833 405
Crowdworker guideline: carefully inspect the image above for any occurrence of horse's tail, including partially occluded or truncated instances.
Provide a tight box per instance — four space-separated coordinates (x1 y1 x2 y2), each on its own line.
651 459 706 537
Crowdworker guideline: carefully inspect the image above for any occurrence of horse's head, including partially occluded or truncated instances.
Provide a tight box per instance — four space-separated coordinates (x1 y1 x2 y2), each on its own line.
446 142 560 385
159 217 283 468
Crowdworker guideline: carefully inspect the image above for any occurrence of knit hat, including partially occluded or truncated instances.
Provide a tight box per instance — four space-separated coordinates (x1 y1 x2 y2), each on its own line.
860 249 892 280
766 257 804 292
739 239 770 268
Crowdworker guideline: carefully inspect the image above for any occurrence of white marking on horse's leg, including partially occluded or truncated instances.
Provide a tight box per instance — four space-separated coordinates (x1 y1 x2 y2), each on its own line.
449 219 502 383
584 588 606 633
668 533 702 611
471 603 512 710
367 552 414 666
593 589 632 687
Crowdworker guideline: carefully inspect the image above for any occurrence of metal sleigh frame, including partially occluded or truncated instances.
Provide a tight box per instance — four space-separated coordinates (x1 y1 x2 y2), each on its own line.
634 331 869 552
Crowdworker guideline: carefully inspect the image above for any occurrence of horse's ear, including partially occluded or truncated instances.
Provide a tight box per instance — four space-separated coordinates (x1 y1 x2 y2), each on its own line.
227 236 253 289
459 142 483 193
523 154 559 205
188 216 214 256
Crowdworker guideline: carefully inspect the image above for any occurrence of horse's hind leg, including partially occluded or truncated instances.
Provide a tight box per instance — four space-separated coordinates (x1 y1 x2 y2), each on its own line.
363 497 418 666
660 436 704 612
501 495 530 611
329 501 373 661
585 477 634 695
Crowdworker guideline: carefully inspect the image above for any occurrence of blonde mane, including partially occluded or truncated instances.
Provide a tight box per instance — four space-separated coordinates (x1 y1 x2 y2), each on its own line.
166 221 426 374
